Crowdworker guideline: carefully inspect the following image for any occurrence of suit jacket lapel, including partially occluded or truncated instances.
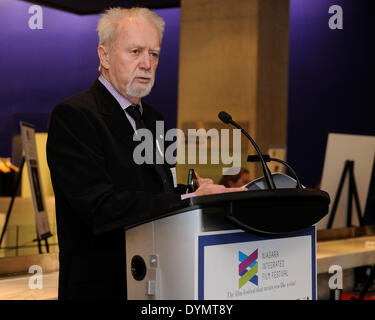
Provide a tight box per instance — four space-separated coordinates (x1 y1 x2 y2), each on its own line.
90 79 135 149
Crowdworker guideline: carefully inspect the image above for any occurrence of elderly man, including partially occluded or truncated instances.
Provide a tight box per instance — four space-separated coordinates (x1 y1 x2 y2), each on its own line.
47 7 243 300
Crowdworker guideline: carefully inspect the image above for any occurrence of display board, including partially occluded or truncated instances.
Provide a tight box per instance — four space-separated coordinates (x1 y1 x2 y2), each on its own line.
20 122 51 240
317 133 375 229
267 146 287 173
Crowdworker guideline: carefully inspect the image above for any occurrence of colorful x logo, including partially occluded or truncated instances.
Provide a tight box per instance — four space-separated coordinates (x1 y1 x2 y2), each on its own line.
239 249 258 288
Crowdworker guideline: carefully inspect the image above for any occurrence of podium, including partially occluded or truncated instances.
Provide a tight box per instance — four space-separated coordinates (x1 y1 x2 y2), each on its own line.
126 188 330 300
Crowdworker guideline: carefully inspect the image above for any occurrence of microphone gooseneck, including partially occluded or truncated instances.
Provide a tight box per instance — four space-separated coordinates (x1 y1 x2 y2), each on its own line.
218 111 276 190
247 155 303 189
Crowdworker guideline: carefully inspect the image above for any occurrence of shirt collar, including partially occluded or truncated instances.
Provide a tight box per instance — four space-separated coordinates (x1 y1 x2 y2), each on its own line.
98 74 143 114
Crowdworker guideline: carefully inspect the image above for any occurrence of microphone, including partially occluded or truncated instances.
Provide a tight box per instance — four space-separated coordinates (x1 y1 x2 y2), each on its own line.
218 111 276 190
218 111 232 124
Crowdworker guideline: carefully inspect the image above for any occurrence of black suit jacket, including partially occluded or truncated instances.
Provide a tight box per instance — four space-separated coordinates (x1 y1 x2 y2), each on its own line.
46 79 188 300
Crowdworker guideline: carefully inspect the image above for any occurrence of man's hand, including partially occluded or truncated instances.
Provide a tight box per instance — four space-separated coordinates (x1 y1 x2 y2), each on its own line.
194 172 246 196
195 183 245 196
195 172 214 187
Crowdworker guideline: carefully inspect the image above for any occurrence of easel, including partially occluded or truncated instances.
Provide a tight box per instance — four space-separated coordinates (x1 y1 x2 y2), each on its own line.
0 157 51 254
327 160 363 228
327 160 374 300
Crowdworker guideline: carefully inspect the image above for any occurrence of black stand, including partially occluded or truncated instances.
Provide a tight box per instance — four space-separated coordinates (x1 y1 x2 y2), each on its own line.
0 157 49 254
327 160 364 228
0 157 25 249
32 237 49 254
356 265 375 300
326 160 375 300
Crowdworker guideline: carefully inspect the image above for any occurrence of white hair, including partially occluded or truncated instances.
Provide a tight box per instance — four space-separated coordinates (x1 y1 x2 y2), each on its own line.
97 7 165 72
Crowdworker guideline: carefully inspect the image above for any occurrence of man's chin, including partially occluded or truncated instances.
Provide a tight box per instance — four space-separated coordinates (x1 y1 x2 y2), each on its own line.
126 84 153 99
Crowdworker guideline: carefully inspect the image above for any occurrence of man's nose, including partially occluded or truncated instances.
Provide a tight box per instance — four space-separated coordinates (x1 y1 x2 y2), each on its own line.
139 52 151 70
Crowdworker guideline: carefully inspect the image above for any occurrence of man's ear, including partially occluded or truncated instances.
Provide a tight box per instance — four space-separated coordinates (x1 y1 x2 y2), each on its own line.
98 45 110 70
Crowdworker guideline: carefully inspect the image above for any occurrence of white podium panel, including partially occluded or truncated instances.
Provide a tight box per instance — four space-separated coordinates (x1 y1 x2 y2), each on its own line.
126 208 204 300
126 207 316 300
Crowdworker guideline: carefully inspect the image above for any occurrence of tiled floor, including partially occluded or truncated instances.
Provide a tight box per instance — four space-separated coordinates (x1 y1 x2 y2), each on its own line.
0 271 58 300
0 269 374 300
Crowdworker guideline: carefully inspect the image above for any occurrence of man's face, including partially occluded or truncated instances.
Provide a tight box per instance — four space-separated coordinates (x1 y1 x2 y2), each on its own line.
103 16 160 102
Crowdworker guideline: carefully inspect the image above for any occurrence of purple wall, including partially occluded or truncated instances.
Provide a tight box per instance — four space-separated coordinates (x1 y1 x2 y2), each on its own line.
0 0 180 157
288 0 375 188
